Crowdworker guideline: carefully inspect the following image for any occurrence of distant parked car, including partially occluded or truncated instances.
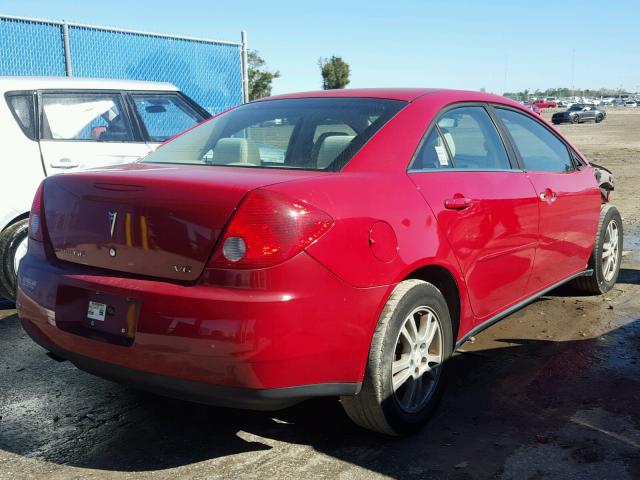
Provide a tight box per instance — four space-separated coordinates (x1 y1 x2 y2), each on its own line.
552 104 606 124
624 100 638 107
533 99 558 109
0 77 210 302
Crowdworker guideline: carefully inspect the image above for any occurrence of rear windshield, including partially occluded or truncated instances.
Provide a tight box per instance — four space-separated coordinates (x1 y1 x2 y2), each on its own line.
142 97 406 171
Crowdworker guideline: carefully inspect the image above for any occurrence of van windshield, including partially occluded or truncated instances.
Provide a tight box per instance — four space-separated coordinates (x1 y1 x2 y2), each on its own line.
143 97 407 171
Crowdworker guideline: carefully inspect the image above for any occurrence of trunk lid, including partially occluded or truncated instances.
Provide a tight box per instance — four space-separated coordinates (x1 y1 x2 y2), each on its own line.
43 163 322 281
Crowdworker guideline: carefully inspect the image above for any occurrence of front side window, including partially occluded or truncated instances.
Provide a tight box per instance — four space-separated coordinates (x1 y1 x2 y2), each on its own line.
41 93 133 142
495 108 573 172
413 106 511 170
6 93 36 139
143 98 406 171
131 93 204 143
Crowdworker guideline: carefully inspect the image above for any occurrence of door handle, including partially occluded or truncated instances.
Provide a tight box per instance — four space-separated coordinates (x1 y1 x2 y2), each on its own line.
539 188 557 203
50 158 79 169
444 197 474 210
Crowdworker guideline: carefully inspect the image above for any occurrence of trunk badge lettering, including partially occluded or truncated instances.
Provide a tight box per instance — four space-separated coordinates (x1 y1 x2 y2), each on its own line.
108 212 118 238
109 248 117 257
173 265 192 274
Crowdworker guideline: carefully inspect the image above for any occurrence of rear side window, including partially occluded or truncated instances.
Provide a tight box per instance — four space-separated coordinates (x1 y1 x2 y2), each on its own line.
411 128 453 170
495 108 573 172
143 98 406 171
410 106 511 171
6 94 36 140
131 93 204 143
40 93 134 142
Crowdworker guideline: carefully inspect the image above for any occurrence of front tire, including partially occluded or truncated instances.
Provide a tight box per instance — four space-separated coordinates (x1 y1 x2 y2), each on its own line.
340 280 453 436
572 114 581 124
0 219 29 302
572 205 623 294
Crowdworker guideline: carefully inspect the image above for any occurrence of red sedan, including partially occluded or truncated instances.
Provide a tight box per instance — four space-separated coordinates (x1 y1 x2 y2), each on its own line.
533 99 558 109
17 89 622 435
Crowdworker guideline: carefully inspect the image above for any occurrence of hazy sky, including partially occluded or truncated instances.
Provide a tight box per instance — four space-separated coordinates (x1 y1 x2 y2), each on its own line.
2 0 638 94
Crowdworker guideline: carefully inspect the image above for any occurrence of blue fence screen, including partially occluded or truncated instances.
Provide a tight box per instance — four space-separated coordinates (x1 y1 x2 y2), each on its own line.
0 16 244 114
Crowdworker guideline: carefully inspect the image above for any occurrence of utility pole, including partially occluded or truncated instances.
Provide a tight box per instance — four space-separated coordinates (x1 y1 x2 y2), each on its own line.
570 48 575 98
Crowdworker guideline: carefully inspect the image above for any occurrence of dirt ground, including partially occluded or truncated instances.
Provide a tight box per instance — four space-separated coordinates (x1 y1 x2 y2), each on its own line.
0 109 639 480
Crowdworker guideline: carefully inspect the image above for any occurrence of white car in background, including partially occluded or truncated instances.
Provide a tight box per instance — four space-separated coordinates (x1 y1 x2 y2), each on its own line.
0 77 210 301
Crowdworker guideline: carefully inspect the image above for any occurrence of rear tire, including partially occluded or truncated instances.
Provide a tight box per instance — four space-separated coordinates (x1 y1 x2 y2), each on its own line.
340 280 453 436
571 205 623 294
0 219 29 302
595 114 604 123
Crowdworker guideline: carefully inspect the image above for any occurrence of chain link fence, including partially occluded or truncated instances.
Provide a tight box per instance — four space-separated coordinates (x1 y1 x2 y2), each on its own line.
0 15 246 114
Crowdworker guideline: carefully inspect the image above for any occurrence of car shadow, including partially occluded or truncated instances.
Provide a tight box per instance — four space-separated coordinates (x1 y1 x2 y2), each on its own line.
1 313 638 478
617 267 640 286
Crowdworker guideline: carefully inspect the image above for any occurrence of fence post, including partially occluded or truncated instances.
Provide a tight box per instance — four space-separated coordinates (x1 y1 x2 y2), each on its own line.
241 30 249 103
62 21 73 76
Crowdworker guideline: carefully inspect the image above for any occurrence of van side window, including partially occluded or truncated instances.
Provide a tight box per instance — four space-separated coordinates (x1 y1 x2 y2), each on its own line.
6 94 36 140
41 93 134 142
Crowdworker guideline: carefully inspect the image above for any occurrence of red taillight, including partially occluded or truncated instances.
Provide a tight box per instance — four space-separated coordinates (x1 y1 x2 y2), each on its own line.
209 189 333 269
28 181 45 241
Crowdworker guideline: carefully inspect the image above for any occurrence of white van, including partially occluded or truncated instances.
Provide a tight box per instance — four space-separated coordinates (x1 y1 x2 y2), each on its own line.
0 77 210 301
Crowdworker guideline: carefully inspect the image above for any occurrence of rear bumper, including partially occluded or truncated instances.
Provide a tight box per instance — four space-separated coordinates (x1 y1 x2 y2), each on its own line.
21 319 359 410
17 244 389 407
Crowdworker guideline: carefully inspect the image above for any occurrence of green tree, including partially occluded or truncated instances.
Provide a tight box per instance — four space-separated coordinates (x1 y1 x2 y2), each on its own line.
318 56 350 89
248 50 280 101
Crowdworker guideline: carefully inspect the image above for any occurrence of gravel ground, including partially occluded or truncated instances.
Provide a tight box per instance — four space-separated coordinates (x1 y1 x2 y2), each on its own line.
0 109 639 480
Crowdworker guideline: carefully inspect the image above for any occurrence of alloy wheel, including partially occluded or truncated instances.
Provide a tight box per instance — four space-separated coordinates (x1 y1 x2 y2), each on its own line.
13 237 28 275
602 219 620 282
392 306 443 413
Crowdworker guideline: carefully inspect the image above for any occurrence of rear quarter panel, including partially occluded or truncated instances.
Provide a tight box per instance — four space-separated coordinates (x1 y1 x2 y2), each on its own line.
267 171 475 344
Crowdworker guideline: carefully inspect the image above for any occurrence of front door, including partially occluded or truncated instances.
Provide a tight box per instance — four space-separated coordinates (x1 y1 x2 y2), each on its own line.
492 107 601 292
128 92 207 151
409 105 539 320
38 91 151 176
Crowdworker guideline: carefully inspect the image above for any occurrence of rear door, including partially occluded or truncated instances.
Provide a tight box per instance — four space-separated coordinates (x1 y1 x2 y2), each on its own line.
38 90 151 175
492 107 600 292
409 105 539 320
128 92 207 151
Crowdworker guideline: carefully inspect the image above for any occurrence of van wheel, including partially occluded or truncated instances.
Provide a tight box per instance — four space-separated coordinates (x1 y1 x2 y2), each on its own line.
340 279 453 436
572 205 623 294
0 219 29 302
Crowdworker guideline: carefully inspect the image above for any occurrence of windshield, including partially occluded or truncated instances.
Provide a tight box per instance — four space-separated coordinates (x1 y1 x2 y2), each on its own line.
568 104 583 111
143 97 406 171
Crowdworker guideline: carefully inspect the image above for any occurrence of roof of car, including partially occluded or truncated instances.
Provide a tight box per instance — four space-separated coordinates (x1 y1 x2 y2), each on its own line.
260 88 519 105
0 76 179 93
